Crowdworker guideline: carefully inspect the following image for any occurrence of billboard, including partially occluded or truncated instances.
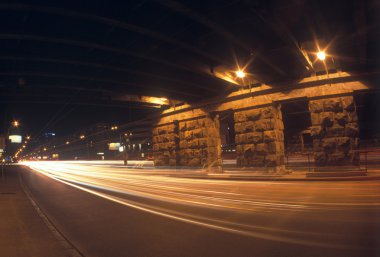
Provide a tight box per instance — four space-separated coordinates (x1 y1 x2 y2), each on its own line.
9 135 22 143
108 142 121 151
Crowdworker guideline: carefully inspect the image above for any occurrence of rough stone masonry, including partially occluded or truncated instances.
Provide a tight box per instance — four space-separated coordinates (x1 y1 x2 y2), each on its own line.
178 117 221 167
309 96 359 168
234 105 285 171
152 112 221 167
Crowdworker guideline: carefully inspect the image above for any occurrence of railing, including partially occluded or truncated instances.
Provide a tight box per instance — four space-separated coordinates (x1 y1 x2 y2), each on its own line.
219 143 380 173
284 148 380 173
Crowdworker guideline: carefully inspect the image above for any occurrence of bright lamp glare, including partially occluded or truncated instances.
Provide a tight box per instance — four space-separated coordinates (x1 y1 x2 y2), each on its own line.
317 51 326 61
236 70 246 78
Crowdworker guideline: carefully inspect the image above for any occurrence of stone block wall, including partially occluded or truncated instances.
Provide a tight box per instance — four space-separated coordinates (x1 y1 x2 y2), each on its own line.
152 111 222 167
152 123 178 166
178 117 221 167
234 105 285 170
309 96 359 167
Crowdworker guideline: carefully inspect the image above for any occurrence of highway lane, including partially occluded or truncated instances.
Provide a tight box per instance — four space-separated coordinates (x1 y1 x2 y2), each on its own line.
19 161 380 257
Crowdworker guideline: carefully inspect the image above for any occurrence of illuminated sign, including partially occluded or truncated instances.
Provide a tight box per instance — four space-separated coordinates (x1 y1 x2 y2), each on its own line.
108 143 120 151
9 135 22 143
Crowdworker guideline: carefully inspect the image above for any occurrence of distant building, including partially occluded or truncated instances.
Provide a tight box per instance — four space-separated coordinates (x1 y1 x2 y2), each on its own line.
42 132 56 141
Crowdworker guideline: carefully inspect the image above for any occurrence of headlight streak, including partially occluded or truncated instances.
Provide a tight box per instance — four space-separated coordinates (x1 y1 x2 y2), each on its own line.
26 162 309 212
21 161 379 250
23 161 380 210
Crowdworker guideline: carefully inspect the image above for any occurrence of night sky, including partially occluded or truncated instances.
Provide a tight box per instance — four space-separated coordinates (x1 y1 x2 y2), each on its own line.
0 102 155 137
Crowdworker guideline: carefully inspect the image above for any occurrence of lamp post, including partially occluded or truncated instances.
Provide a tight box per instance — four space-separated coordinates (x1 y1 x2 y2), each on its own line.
123 133 131 166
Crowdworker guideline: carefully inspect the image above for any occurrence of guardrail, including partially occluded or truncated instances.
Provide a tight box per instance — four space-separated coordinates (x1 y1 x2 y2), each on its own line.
284 149 380 173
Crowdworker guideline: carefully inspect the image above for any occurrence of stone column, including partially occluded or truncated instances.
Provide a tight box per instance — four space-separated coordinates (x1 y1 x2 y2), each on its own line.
178 116 221 167
152 123 177 166
309 96 359 169
234 105 285 172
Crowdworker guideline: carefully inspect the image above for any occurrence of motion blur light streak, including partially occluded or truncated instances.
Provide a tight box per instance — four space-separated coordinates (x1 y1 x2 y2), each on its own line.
21 161 380 250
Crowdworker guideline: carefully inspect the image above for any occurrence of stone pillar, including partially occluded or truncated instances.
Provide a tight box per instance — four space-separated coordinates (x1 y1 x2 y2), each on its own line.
309 96 359 169
152 123 178 166
178 116 221 167
234 105 285 171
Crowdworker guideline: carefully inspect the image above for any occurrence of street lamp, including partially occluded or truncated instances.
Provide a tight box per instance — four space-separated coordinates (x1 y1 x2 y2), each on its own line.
235 70 246 78
12 120 19 127
316 51 326 61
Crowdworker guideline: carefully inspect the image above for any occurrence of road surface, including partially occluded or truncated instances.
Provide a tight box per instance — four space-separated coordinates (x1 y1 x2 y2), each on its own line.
17 161 380 257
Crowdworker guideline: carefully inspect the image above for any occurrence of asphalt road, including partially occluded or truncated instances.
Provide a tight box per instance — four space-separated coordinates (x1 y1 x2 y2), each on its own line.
18 161 380 257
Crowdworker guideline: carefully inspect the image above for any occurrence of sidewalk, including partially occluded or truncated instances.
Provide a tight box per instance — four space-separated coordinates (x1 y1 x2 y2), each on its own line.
0 165 68 257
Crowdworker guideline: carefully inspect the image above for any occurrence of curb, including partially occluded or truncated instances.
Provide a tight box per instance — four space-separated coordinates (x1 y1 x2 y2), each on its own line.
168 174 380 182
18 171 84 257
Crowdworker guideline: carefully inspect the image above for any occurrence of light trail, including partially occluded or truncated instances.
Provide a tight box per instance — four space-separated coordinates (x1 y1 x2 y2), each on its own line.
22 161 380 250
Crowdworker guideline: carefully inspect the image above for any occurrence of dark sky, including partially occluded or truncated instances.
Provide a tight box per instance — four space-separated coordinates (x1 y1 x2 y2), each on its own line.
0 102 155 137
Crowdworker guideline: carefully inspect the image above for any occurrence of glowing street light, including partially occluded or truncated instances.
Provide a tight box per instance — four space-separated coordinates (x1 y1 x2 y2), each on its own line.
12 120 19 127
80 135 85 139
66 141 70 145
235 70 246 78
26 136 31 140
317 51 326 61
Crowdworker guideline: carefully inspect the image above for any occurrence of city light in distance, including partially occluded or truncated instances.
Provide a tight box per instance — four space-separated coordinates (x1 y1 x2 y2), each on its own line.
80 135 85 139
12 120 19 127
111 126 118 130
66 141 70 145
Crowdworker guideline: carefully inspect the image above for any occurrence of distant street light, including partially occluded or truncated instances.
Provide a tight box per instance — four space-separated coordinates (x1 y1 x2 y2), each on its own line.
66 141 70 145
80 135 85 139
12 120 19 127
